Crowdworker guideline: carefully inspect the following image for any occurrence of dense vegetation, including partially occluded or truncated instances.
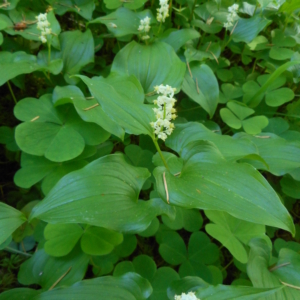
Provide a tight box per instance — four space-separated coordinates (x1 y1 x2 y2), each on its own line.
0 0 300 299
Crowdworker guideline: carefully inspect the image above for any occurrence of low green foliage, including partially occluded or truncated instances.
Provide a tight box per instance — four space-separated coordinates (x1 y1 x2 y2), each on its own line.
0 0 300 299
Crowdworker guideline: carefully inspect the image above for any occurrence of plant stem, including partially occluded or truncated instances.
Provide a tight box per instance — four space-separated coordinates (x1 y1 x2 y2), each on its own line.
152 138 170 171
5 247 32 257
221 259 234 272
47 42 51 65
157 21 162 35
7 81 17 104
189 0 197 22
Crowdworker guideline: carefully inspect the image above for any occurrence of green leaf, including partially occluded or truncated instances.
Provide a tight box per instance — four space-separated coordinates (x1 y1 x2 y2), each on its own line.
0 52 40 86
46 0 95 20
280 0 300 14
14 95 109 162
235 133 300 175
0 202 27 245
162 207 203 232
52 85 124 140
18 246 89 290
159 29 200 52
0 288 41 300
247 238 300 299
44 224 83 257
166 122 258 161
104 0 148 9
149 267 180 300
89 8 153 37
29 154 170 233
60 30 94 84
14 152 88 193
205 211 265 263
280 176 300 199
133 255 157 281
247 60 300 107
111 41 186 94
158 231 187 265
265 88 294 107
80 227 123 256
34 273 152 300
242 116 269 135
154 141 295 234
231 16 271 43
168 277 282 300
182 63 219 118
78 73 154 136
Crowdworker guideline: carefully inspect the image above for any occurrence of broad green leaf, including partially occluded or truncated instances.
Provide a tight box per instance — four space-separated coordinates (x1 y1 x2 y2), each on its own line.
166 122 258 161
4 11 61 48
34 273 152 300
231 16 271 43
247 238 300 299
0 52 40 86
185 42 221 64
111 41 186 94
159 29 200 52
78 74 154 136
89 8 153 37
235 132 300 175
205 211 265 263
52 85 124 140
80 227 123 256
46 0 95 20
29 154 170 233
182 63 219 118
168 277 282 300
280 176 300 199
18 246 89 290
14 95 109 162
154 141 295 234
14 152 88 193
0 288 41 300
280 0 300 13
44 224 83 257
104 0 148 9
60 30 94 83
0 202 27 244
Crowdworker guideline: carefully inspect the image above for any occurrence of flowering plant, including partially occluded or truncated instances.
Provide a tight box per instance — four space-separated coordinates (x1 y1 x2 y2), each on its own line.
0 0 300 299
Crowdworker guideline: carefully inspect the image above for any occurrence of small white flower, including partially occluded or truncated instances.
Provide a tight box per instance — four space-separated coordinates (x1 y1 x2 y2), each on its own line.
150 84 177 141
39 35 47 43
174 291 200 300
36 13 51 43
224 4 239 30
142 35 150 40
157 0 169 23
109 22 117 28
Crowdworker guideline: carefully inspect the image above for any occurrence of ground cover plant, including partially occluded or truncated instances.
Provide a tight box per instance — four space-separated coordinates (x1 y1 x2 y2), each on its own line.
0 0 300 299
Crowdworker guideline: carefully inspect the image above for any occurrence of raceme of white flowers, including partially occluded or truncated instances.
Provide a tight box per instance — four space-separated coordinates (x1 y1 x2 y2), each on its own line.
224 4 239 29
174 291 200 300
157 0 169 23
138 16 151 40
36 13 51 43
150 84 177 141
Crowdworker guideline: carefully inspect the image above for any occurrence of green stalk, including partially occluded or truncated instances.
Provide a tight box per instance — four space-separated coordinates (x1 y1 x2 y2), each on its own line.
189 0 197 22
7 81 17 104
47 42 51 65
5 247 32 257
152 138 170 171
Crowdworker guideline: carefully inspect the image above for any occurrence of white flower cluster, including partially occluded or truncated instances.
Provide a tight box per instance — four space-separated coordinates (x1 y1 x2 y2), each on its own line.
138 16 151 40
224 4 239 29
157 0 169 23
150 84 177 141
36 13 51 43
175 291 200 300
